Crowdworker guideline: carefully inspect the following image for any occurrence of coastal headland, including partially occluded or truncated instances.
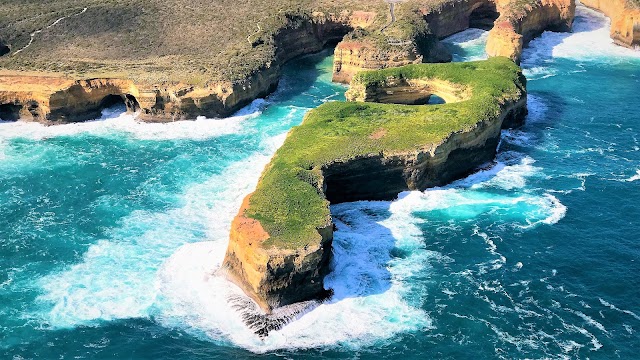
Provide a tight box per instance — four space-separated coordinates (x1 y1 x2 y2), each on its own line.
580 0 640 49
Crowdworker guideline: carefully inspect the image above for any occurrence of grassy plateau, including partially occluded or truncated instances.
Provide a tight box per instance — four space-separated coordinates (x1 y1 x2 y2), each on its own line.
246 57 526 249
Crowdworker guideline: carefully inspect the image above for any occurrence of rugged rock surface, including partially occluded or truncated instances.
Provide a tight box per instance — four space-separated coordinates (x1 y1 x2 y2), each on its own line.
581 0 640 48
486 0 576 62
224 195 334 311
223 58 527 312
0 0 570 122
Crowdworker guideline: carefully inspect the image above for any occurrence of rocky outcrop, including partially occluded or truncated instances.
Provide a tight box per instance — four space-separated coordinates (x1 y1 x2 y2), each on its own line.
0 76 138 122
487 0 576 62
581 0 640 48
224 195 334 311
0 12 374 123
223 58 527 313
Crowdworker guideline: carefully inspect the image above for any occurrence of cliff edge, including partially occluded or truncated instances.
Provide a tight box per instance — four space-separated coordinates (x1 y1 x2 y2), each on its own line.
332 0 576 83
1 0 569 123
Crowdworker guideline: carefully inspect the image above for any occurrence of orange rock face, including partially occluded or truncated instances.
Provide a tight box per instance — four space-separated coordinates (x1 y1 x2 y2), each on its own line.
487 0 575 63
0 70 283 122
0 75 142 122
581 0 640 48
223 194 333 312
332 39 435 83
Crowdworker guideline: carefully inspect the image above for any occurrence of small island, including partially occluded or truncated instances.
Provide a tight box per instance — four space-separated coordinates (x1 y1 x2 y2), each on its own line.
223 57 528 312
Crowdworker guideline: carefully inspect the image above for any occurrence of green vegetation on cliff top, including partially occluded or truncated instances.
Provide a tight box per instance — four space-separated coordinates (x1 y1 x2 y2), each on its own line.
247 57 526 249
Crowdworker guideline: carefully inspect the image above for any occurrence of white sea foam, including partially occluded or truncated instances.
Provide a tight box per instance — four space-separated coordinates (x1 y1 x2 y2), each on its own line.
152 145 565 351
523 4 640 67
599 298 640 321
0 99 266 141
442 28 490 61
155 200 435 352
36 132 283 327
625 169 640 182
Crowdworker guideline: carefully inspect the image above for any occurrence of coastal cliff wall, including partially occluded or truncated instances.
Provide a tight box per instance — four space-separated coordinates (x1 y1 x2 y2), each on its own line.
224 196 334 311
486 0 575 62
332 0 576 83
321 96 526 203
581 0 640 48
0 13 372 123
0 77 141 122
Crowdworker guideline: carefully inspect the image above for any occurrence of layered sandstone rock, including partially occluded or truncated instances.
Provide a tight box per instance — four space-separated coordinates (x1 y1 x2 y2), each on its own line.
487 0 576 62
581 0 640 48
0 76 140 122
223 58 527 312
224 196 334 311
0 12 374 123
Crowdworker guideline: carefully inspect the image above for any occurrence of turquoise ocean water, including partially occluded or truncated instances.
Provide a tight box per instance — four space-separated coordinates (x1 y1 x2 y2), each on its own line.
1 5 639 359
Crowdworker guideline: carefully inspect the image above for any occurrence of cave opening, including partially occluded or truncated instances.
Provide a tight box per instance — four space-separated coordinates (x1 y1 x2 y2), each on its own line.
469 2 500 30
0 43 9 57
0 104 22 121
99 94 140 113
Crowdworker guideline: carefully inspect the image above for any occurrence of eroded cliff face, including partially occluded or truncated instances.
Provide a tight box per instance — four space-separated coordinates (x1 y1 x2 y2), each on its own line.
332 38 449 83
322 96 527 203
0 12 374 123
0 76 140 122
332 0 576 83
487 0 576 63
223 195 334 311
581 0 640 48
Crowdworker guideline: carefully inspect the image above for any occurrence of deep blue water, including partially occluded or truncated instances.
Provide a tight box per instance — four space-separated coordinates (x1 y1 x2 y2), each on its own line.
1 5 639 359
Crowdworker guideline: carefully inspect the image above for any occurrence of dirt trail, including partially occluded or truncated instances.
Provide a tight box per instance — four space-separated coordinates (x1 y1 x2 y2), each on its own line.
13 7 88 55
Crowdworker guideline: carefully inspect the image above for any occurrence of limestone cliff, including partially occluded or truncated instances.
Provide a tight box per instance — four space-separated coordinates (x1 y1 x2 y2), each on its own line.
223 196 334 311
0 76 139 122
486 0 576 62
581 0 640 48
223 58 527 312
